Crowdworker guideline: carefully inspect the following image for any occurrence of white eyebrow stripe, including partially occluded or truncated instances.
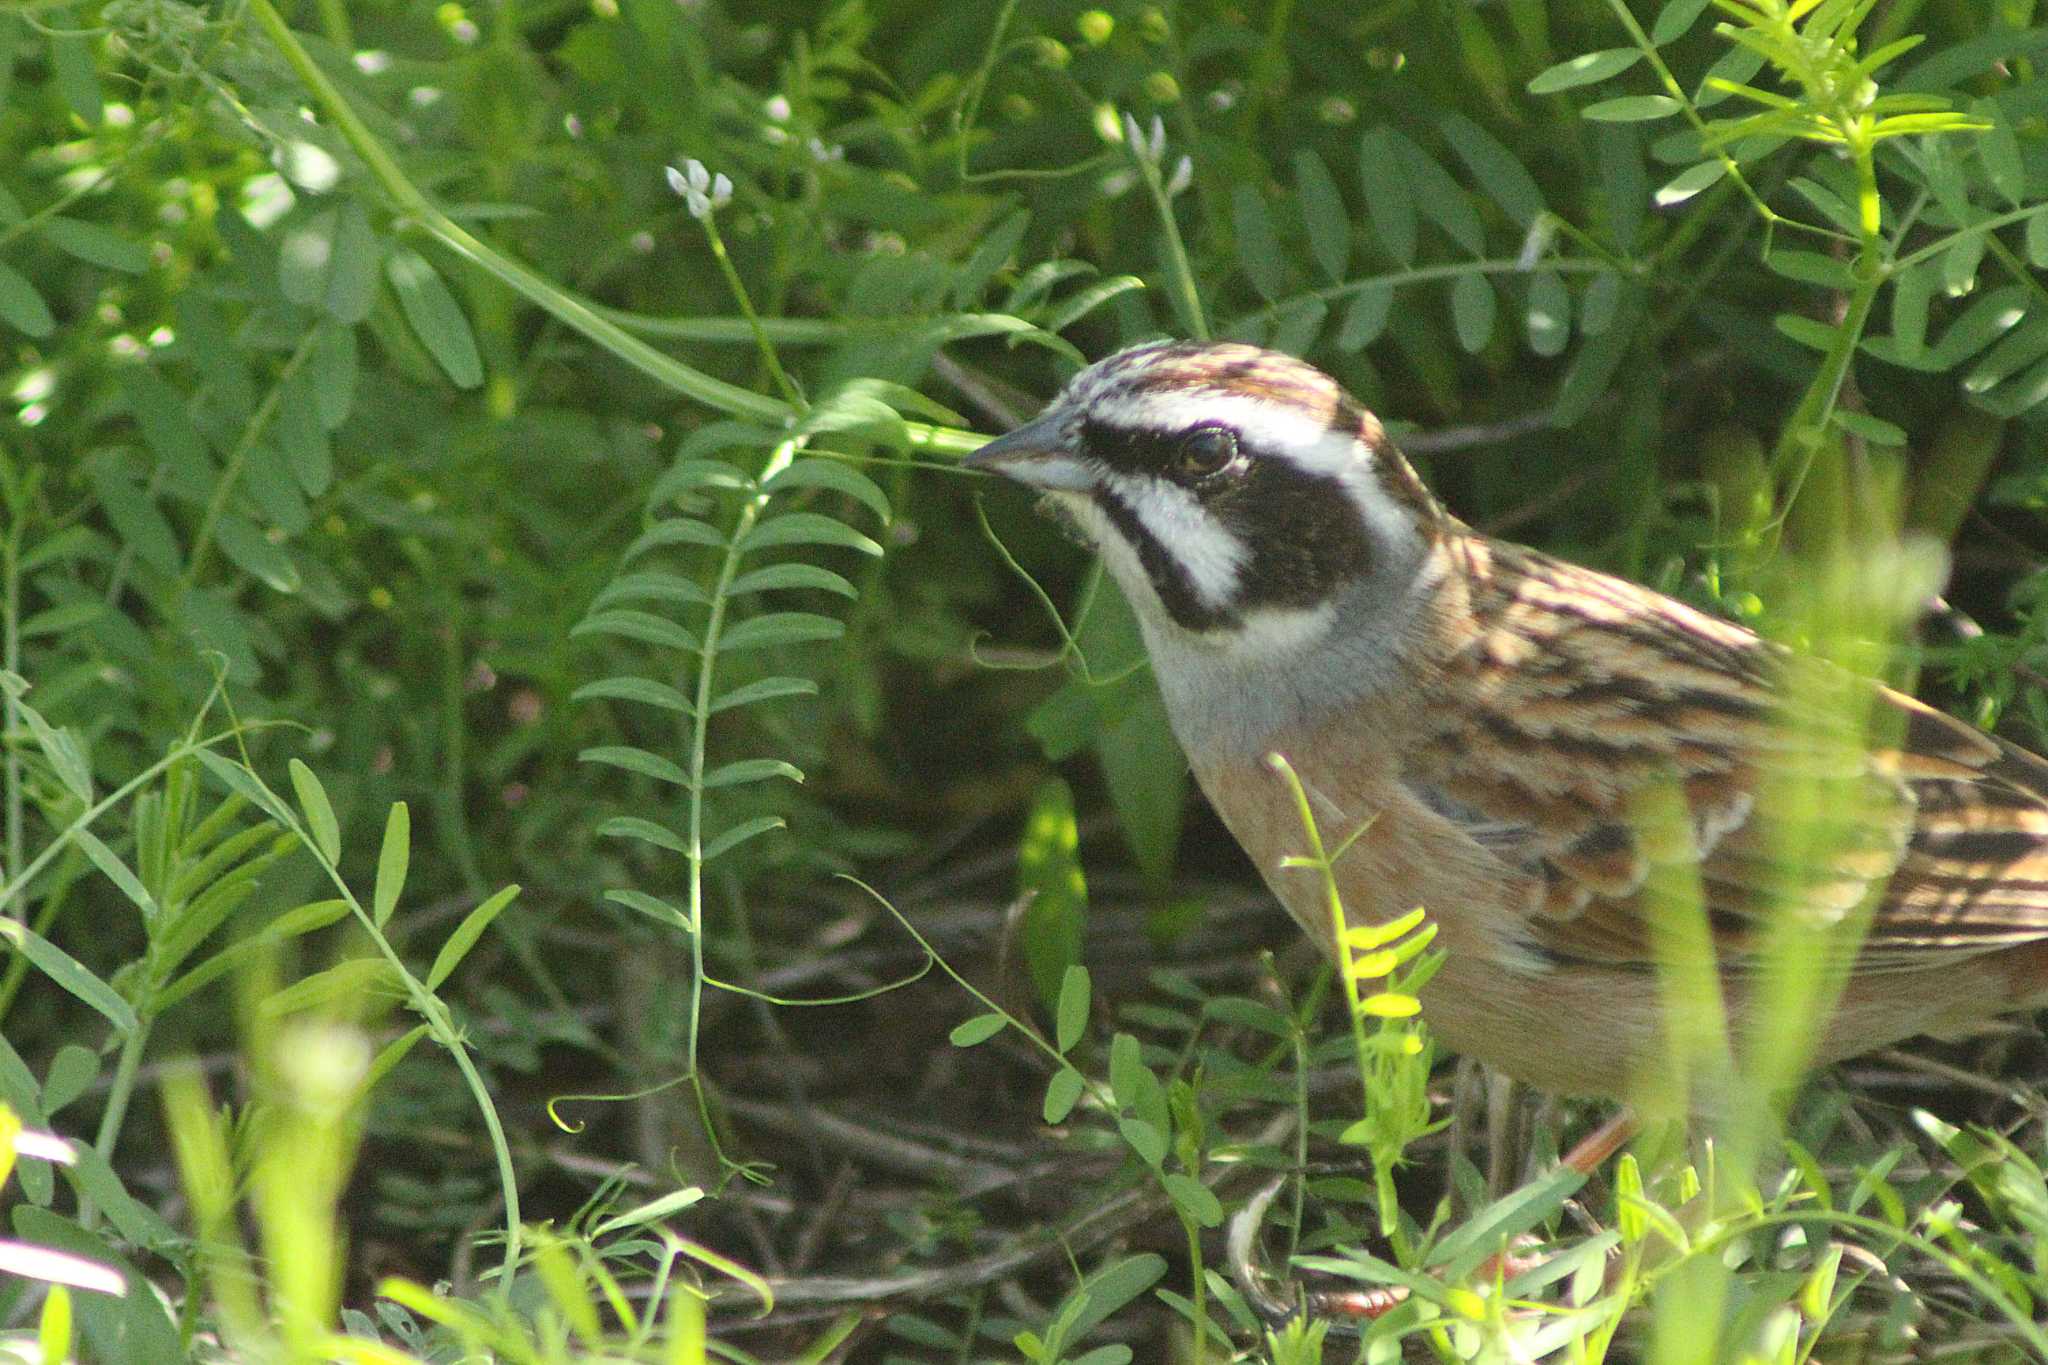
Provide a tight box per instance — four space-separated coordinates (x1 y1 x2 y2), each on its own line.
1100 472 1245 608
1090 390 1346 462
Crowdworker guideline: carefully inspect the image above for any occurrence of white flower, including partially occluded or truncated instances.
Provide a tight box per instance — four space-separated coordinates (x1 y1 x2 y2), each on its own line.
665 159 733 220
1164 154 1193 198
766 94 792 122
1118 111 1167 166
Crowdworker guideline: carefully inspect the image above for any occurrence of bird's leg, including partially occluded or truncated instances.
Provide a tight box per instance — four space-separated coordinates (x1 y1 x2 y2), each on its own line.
1560 1108 1638 1175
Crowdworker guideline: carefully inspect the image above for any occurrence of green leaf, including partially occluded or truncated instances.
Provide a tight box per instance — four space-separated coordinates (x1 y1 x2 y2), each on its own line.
1450 272 1496 352
1042 275 1146 335
578 745 691 786
1831 410 1907 446
1230 186 1290 301
1118 1115 1168 1168
624 519 728 560
1109 1032 1168 1138
1889 260 1936 358
73 829 157 923
19 601 102 640
1268 296 1327 355
1059 1255 1167 1344
1434 1165 1587 1277
426 884 521 990
2028 210 2048 269
1552 285 1636 425
1386 130 1484 255
321 202 380 323
373 802 410 928
1765 249 1856 289
1526 48 1642 94
1019 777 1088 1010
1163 1173 1223 1227
571 609 702 653
1972 98 2024 205
287 759 341 864
4 679 93 805
212 514 301 593
726 563 856 598
949 1012 1007 1047
650 457 753 506
718 611 843 652
1336 283 1393 351
308 324 357 431
570 675 694 713
1055 964 1090 1055
1525 270 1570 357
191 750 291 824
0 919 137 1034
120 365 216 488
1358 127 1418 266
1580 270 1624 336
604 889 693 933
594 571 711 610
1582 95 1683 122
362 1023 431 1099
1650 0 1712 44
39 216 148 274
1440 114 1544 226
1293 149 1351 282
154 899 354 1011
1043 1066 1085 1123
597 816 687 853
702 814 786 860
951 208 1031 307
1653 160 1727 206
260 957 397 1017
762 458 892 523
709 676 818 712
1774 312 1841 352
739 513 883 557
1965 317 2048 394
701 758 804 789
42 1043 99 1114
386 248 483 388
0 259 54 336
277 368 333 495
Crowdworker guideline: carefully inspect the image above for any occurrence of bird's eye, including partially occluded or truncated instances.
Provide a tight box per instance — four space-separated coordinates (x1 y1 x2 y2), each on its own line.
1175 425 1240 480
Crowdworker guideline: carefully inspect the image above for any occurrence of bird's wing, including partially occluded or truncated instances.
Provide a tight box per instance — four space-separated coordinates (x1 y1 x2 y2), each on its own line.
1409 538 2048 974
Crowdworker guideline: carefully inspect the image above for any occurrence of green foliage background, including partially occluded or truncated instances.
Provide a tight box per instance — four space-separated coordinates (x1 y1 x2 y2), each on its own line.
3 0 2048 1360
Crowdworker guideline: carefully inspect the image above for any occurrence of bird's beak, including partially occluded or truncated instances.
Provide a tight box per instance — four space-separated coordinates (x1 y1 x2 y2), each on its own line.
964 412 1094 491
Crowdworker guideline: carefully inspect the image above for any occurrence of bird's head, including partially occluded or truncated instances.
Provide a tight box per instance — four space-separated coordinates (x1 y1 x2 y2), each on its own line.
968 341 1446 658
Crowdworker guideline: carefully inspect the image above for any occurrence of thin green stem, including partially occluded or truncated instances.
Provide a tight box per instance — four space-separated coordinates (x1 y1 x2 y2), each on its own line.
78 1019 150 1227
1893 201 2048 270
179 329 319 595
1134 148 1209 341
3 496 21 901
695 215 803 409
680 436 804 1175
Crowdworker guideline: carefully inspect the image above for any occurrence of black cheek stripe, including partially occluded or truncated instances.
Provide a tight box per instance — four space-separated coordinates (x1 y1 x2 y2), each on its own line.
1094 485 1242 633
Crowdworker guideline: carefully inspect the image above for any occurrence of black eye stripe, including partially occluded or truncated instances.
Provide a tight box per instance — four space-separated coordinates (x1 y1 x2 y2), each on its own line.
1081 417 1250 482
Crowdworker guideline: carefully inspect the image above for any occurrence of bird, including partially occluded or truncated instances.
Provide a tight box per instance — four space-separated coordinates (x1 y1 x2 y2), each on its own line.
967 338 2048 1112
